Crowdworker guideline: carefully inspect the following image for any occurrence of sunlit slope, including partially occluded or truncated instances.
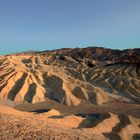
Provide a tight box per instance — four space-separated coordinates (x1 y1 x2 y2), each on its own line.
0 51 140 105
0 104 140 140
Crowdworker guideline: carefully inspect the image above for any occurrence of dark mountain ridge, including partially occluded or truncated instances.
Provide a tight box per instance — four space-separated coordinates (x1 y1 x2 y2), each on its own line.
39 47 140 67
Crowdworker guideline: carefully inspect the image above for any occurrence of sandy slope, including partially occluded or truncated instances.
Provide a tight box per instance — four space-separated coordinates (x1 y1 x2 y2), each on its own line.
0 105 140 140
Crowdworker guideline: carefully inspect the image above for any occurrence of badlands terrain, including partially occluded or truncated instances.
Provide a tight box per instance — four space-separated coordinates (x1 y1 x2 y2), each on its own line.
0 47 140 140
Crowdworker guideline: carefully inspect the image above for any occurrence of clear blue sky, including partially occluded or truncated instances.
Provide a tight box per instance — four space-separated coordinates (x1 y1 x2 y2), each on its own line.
0 0 140 54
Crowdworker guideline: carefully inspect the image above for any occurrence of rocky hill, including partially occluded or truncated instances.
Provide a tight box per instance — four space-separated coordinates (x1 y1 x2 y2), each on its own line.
0 47 140 140
0 47 140 105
